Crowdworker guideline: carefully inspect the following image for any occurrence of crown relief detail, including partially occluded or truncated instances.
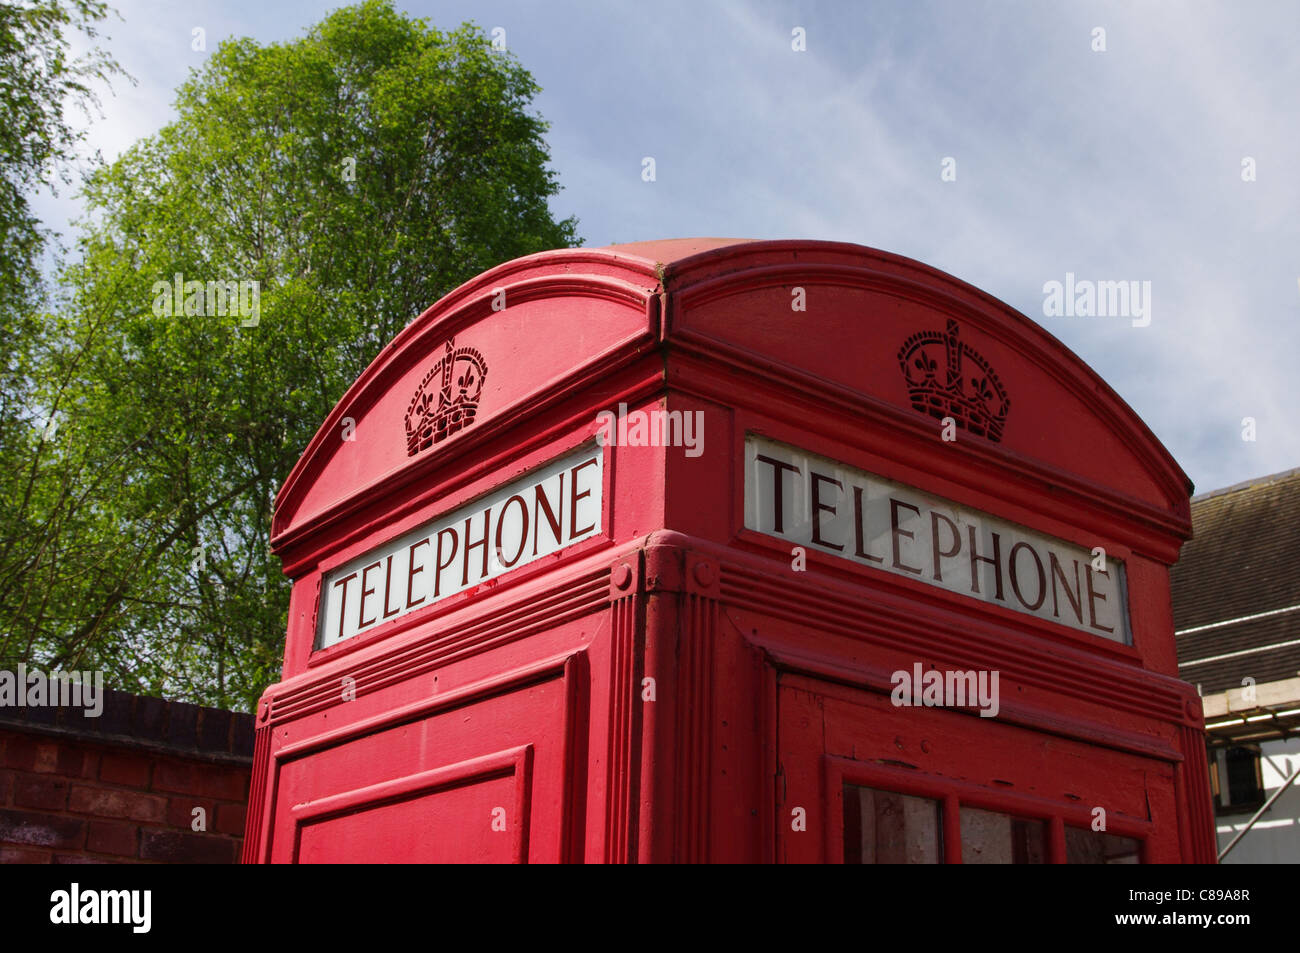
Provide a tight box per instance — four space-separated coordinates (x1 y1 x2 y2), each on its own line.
405 336 488 456
897 319 1010 442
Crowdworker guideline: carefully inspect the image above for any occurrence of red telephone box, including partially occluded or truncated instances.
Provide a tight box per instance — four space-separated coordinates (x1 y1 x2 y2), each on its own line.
243 238 1217 863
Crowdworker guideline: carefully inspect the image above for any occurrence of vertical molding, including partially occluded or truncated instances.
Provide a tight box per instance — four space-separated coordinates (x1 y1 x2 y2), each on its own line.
674 590 717 862
1179 719 1219 863
673 554 720 862
241 720 273 864
759 656 779 864
638 541 686 863
1048 816 1067 864
943 794 963 864
604 553 644 862
559 652 590 864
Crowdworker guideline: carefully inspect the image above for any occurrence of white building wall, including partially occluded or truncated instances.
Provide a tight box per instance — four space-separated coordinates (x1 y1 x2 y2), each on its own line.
1216 736 1300 864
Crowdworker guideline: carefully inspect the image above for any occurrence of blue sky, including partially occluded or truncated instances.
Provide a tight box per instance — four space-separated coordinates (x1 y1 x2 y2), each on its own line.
36 0 1300 496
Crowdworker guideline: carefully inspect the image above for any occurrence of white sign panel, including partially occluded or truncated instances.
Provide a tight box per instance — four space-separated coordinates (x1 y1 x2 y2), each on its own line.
319 445 603 648
744 436 1130 643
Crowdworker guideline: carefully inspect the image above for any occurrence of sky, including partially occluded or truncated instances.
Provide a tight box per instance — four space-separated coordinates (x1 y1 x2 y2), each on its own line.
33 0 1300 497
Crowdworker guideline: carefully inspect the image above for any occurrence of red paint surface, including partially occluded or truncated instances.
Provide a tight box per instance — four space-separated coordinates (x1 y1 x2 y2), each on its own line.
247 239 1216 863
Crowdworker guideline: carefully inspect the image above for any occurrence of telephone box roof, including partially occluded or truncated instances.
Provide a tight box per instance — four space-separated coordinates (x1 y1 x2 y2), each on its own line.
271 238 1193 568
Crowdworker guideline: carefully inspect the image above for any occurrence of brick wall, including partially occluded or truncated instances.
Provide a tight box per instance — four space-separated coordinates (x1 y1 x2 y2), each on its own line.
0 688 253 863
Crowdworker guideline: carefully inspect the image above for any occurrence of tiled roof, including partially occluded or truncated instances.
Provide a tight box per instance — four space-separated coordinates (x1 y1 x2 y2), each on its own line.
1171 467 1300 694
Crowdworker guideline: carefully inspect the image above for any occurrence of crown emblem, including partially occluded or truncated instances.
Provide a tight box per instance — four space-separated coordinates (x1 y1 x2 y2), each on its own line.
897 319 1010 442
405 336 488 456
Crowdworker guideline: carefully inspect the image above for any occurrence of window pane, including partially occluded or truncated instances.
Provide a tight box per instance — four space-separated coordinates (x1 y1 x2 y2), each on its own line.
959 806 1047 864
843 784 942 864
1065 827 1141 864
1212 746 1265 814
1225 747 1263 808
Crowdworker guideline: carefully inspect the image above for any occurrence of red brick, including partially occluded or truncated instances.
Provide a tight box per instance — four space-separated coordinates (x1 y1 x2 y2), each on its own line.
99 750 152 788
2 736 98 777
55 744 85 776
53 853 105 863
167 797 215 831
151 760 200 796
0 845 51 863
215 801 247 836
133 695 165 739
2 738 85 775
139 829 237 864
68 784 165 823
79 750 100 779
0 808 85 849
209 766 250 801
87 820 139 858
198 708 232 750
164 706 198 748
2 736 42 771
31 741 60 773
0 769 12 806
153 759 248 800
14 775 70 810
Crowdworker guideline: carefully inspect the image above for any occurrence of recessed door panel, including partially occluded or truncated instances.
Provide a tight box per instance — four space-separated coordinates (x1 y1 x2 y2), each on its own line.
777 673 1175 863
269 671 574 863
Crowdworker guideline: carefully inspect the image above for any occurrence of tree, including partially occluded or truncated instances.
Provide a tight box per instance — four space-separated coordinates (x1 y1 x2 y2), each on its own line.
0 0 120 314
4 0 579 709
0 0 124 688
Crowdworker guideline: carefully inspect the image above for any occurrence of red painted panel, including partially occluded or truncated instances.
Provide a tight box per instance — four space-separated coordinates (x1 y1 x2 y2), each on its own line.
777 674 1179 863
675 280 1169 510
268 670 566 863
294 748 530 864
